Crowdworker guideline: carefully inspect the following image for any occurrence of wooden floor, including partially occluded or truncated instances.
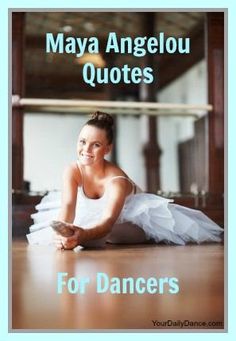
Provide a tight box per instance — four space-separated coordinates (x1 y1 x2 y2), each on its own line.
12 240 224 330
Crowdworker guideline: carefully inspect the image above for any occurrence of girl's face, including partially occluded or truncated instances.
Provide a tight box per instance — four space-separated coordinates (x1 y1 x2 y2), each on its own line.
77 125 112 166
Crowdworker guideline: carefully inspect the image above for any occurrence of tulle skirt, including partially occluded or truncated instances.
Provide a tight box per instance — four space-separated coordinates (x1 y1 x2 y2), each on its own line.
26 190 223 246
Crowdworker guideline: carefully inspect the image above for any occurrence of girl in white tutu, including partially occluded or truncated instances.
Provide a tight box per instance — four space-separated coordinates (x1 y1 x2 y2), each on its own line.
27 112 223 249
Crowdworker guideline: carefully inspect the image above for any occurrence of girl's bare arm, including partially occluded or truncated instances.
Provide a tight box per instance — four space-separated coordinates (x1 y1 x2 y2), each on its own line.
57 164 80 223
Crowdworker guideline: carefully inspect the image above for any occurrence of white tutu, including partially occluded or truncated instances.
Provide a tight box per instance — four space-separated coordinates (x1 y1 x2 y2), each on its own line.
26 185 223 246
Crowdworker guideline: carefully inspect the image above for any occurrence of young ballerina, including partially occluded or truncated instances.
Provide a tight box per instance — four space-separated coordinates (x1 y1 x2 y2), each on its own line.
27 112 223 249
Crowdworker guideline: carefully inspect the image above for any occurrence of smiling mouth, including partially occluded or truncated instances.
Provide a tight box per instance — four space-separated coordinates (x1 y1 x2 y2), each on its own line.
81 153 94 159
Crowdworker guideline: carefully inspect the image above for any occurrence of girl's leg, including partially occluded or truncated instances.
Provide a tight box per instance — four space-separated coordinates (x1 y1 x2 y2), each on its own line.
106 222 150 244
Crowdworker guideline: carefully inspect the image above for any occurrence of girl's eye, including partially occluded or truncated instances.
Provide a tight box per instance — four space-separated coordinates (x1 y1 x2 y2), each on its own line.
79 140 86 145
94 143 101 148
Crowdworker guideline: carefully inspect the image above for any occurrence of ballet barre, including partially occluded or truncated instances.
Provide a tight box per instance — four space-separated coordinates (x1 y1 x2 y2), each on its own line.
12 95 213 118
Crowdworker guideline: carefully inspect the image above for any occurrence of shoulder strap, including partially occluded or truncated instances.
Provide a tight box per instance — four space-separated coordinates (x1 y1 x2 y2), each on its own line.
108 176 137 194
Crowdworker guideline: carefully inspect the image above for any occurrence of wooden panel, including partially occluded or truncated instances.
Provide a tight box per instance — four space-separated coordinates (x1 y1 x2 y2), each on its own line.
141 13 161 193
207 13 224 195
178 116 208 193
206 13 224 226
12 193 43 238
12 13 25 190
178 138 195 193
12 205 35 238
194 116 208 191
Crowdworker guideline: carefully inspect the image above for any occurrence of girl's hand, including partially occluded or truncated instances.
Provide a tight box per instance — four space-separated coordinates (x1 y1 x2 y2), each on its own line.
53 223 86 250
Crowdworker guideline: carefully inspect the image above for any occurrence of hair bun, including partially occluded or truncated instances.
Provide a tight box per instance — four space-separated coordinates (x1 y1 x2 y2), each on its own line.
91 111 114 127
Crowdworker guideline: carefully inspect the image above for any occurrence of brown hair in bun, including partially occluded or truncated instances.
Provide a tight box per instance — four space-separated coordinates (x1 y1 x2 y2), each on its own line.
86 111 114 144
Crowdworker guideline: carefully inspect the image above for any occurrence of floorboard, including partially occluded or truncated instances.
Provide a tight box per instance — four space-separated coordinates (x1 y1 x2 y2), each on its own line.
12 240 224 330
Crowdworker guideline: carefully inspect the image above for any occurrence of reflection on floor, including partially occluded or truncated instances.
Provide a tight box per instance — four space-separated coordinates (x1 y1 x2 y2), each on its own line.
12 240 224 330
